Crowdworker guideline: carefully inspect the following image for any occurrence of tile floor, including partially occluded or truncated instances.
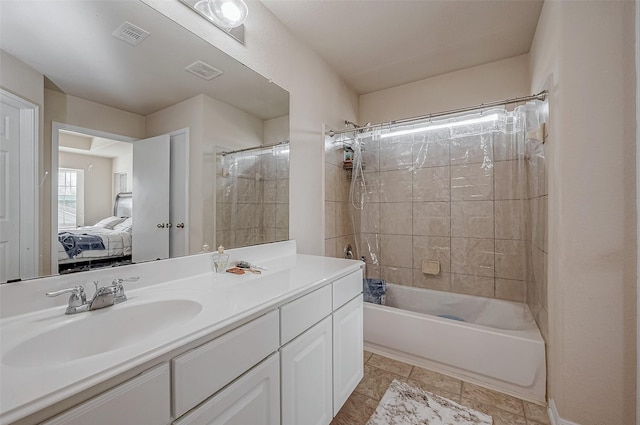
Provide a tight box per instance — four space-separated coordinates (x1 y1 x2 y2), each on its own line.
331 351 550 425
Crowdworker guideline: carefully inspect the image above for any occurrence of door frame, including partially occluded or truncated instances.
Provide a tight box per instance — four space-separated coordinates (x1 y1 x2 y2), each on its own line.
50 122 136 273
0 89 39 280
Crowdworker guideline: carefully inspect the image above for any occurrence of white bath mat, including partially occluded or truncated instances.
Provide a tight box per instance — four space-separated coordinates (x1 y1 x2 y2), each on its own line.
366 380 492 425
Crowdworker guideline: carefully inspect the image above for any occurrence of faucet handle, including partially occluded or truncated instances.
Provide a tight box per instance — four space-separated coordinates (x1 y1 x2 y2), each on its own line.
111 276 139 303
46 285 86 309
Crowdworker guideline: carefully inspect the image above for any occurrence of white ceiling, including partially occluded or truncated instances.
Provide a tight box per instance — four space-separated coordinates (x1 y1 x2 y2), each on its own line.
1 1 289 119
261 0 543 95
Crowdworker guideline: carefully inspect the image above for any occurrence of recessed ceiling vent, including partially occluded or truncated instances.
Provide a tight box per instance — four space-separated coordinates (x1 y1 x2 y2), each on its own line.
185 61 223 81
112 22 150 46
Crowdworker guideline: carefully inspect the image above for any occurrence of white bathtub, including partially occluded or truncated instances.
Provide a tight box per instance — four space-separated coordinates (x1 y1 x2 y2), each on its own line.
364 283 546 403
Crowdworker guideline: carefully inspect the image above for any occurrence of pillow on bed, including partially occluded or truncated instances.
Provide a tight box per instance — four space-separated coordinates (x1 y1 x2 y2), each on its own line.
94 216 126 229
113 217 132 233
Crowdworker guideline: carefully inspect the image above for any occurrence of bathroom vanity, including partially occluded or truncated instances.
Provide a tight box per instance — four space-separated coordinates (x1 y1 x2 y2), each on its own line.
0 241 363 425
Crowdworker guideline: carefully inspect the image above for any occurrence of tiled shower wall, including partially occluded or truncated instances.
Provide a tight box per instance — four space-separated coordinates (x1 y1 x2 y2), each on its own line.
216 149 289 249
325 137 357 258
525 127 549 342
351 130 529 302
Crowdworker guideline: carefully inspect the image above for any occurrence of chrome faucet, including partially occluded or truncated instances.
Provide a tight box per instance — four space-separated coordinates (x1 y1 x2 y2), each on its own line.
46 277 139 315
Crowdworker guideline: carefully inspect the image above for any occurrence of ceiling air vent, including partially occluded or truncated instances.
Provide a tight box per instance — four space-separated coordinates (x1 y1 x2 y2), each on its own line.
185 61 223 81
112 22 150 47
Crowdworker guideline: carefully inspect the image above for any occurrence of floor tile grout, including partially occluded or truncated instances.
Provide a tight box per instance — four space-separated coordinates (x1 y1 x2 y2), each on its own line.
353 351 547 425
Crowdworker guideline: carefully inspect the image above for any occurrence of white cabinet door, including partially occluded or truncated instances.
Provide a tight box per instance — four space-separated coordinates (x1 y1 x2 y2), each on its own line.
281 316 333 425
333 294 364 415
173 354 280 425
42 363 170 425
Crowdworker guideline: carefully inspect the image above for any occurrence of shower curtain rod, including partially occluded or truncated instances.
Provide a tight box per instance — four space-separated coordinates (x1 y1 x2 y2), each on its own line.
219 140 289 156
327 90 548 137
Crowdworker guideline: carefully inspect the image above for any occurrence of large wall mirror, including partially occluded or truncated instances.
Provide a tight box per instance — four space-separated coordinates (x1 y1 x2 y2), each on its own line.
0 0 290 282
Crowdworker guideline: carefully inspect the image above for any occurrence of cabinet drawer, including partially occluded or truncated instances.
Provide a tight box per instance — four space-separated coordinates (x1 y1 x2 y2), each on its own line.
173 353 280 425
172 310 279 418
280 284 332 344
42 363 170 425
332 269 363 310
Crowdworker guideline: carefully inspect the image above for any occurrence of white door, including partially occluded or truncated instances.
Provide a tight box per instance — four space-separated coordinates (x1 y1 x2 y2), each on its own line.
333 294 364 415
0 90 37 282
133 134 170 262
281 316 333 425
169 130 189 257
0 99 21 282
173 354 280 425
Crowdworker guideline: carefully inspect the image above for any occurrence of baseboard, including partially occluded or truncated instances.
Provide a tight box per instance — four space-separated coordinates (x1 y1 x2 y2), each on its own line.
549 399 582 425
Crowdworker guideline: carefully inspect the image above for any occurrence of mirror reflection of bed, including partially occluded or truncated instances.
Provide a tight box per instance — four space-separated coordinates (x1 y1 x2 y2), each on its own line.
58 193 133 274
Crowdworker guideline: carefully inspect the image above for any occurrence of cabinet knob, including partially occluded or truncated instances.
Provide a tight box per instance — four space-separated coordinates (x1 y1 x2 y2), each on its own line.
176 223 185 229
157 223 165 228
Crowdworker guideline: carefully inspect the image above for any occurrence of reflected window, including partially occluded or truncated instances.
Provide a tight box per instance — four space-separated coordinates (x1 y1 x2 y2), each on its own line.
58 168 84 229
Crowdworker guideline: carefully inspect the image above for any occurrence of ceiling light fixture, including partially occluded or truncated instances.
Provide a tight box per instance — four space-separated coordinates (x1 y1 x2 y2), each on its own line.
180 0 248 44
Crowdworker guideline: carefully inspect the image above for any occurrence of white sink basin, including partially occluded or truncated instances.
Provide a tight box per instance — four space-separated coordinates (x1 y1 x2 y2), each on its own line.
3 299 202 368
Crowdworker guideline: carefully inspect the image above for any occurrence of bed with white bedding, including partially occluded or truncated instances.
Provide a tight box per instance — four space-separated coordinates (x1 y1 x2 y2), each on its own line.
57 192 133 273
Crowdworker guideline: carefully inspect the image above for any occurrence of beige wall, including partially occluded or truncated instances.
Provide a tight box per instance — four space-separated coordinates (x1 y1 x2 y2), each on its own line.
142 0 359 256
58 151 113 226
530 1 636 423
359 54 530 124
263 115 290 145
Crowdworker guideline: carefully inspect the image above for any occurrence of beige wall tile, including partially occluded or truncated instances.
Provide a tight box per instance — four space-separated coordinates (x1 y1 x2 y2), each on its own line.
324 138 341 166
495 278 526 302
451 273 495 297
380 202 412 235
275 203 289 229
494 160 524 200
263 179 277 203
325 238 337 257
451 237 495 277
495 239 525 280
325 162 337 202
263 203 276 229
381 266 413 286
276 178 289 203
495 200 524 240
325 201 336 239
336 201 353 237
379 138 414 171
493 132 518 161
336 169 350 203
451 163 493 201
530 195 547 252
413 166 450 202
412 137 449 168
380 169 413 202
451 201 494 238
336 234 356 261
413 270 451 291
413 235 451 272
359 233 380 264
413 202 450 236
450 133 493 165
361 137 380 172
358 203 380 234
380 234 413 268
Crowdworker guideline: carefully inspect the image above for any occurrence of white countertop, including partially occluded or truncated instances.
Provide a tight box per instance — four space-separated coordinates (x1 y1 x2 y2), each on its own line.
0 242 362 424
